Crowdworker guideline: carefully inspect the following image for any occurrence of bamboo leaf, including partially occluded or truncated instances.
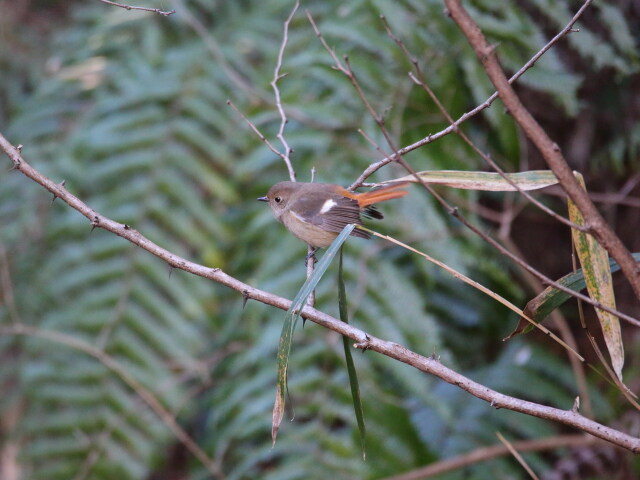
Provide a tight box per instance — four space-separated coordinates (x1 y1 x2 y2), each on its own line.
568 173 623 380
272 224 355 445
338 247 366 460
507 253 640 338
387 170 558 191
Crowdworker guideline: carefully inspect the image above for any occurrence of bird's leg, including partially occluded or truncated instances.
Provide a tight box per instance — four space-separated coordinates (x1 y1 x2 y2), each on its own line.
305 247 318 266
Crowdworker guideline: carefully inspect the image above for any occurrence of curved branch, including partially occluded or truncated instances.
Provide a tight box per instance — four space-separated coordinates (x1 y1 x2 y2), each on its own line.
2 134 639 453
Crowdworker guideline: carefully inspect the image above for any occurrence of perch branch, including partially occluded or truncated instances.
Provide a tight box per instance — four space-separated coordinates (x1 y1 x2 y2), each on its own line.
2 134 639 453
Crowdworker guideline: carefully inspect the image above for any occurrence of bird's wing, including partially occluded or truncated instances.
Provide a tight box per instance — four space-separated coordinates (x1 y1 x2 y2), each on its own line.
292 193 370 238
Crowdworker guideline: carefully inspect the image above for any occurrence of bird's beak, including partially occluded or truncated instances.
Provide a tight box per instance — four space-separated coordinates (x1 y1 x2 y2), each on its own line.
257 196 268 202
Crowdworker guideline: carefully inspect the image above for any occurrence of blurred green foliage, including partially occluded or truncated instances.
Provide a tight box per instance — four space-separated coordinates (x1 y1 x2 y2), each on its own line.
1 0 638 479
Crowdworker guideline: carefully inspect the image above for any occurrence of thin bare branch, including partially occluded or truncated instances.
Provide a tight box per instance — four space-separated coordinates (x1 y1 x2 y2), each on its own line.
496 432 540 480
226 100 289 162
351 0 598 188
0 323 223 478
405 68 586 233
382 434 597 480
271 0 299 182
97 0 175 16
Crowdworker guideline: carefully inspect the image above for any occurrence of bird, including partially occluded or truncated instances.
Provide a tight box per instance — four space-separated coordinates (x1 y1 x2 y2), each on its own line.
258 181 408 248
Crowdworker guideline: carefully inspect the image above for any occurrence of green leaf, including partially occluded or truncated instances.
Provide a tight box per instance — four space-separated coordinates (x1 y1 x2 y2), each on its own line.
507 253 640 339
338 247 366 460
272 224 355 445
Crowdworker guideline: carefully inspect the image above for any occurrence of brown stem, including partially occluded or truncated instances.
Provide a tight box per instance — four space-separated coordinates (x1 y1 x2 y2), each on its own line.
444 0 640 299
382 434 597 480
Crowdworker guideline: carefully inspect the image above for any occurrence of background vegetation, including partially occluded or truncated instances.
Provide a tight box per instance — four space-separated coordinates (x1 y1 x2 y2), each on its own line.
1 0 639 479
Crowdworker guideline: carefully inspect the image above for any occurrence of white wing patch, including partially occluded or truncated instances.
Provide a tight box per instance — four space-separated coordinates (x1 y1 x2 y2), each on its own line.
319 199 337 214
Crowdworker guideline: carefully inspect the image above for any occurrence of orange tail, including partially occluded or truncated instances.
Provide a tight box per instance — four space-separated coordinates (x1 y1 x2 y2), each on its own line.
350 182 409 207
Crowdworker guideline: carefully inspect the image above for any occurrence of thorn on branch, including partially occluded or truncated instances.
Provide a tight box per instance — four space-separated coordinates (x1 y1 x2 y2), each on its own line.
90 216 100 232
354 333 372 352
571 396 580 413
242 289 250 309
168 265 174 278
51 180 66 204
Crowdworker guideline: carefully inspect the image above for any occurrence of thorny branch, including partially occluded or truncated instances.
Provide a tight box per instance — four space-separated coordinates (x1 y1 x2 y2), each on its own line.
2 134 640 456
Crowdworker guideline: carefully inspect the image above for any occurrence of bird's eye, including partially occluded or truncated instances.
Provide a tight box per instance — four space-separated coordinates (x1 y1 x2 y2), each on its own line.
274 196 282 203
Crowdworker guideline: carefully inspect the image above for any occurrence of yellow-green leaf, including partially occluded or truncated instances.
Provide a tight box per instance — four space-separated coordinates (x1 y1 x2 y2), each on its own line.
387 170 558 191
568 172 623 380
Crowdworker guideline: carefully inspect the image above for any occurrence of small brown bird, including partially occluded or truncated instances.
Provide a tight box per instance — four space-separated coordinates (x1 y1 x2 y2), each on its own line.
258 181 408 248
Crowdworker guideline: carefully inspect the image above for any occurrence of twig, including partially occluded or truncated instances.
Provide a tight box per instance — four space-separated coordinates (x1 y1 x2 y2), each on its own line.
503 237 594 418
350 0 599 189
381 7 587 232
444 0 640 299
271 0 299 182
405 67 585 233
226 100 290 163
2 135 640 453
97 0 175 16
172 0 261 100
496 432 540 480
0 243 22 324
0 323 223 478
382 434 596 480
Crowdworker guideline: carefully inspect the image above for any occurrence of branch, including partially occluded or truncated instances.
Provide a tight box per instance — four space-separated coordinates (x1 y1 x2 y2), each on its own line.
0 323 223 478
350 0 604 189
2 135 640 453
443 0 640 299
271 0 299 182
97 0 175 16
382 434 598 480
